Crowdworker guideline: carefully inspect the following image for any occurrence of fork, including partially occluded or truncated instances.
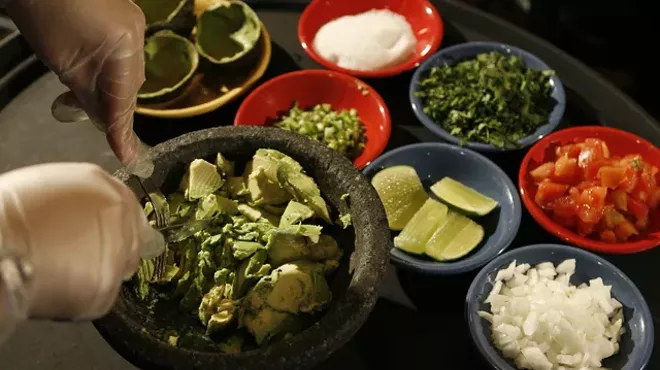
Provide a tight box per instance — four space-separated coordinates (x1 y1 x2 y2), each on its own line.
135 180 170 280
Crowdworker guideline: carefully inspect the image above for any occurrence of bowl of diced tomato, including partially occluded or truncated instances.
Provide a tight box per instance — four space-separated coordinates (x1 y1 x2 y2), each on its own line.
519 126 660 254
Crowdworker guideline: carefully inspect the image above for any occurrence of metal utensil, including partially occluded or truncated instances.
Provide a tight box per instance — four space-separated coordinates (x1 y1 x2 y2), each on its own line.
157 219 211 243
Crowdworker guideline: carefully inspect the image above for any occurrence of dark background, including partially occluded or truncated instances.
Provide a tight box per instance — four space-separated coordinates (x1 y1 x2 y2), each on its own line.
461 0 658 120
2 0 656 119
3 0 656 119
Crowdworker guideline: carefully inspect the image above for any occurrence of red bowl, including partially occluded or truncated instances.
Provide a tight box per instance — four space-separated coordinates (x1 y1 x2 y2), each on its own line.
234 70 391 169
298 0 444 78
519 126 660 254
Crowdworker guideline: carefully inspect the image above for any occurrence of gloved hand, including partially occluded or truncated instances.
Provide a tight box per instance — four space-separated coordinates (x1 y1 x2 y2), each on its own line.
0 163 164 335
5 0 150 176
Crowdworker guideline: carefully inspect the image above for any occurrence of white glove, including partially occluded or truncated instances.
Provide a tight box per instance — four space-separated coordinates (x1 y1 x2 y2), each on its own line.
0 163 164 343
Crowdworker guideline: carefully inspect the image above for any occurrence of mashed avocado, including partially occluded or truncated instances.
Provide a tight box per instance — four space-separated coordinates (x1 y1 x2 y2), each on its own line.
134 149 346 352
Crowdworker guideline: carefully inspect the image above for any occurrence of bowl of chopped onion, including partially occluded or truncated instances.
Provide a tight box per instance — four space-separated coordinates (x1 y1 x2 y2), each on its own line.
466 244 654 370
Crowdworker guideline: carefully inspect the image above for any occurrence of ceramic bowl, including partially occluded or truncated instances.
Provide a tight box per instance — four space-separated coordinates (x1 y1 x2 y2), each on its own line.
410 41 566 152
298 0 444 78
234 70 391 169
519 126 660 254
466 244 655 370
363 142 521 275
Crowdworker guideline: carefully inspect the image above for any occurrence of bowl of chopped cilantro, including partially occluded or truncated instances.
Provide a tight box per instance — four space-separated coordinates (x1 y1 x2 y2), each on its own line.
234 69 391 169
409 42 566 152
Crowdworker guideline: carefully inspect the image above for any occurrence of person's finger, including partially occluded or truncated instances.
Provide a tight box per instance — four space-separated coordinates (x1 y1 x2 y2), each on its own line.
99 11 146 166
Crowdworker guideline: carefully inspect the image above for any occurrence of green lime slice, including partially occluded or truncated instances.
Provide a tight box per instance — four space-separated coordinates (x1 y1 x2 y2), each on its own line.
394 198 448 255
430 177 498 216
371 165 429 231
425 211 484 261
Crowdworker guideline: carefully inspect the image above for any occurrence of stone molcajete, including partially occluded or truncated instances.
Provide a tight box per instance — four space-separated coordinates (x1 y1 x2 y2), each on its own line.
94 126 391 370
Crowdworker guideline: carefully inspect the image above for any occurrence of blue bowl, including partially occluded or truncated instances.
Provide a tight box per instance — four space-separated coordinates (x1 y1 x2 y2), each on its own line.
466 244 655 370
363 143 521 275
409 42 566 152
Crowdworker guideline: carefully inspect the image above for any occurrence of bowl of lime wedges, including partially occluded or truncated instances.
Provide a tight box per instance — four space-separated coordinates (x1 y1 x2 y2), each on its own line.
363 143 522 275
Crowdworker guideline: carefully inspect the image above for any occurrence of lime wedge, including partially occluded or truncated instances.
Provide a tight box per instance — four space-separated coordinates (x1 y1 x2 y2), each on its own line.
394 198 448 255
371 165 429 230
430 177 498 216
425 211 484 261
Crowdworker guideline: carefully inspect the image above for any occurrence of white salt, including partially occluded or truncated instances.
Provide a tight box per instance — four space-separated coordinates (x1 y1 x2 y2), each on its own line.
312 9 417 72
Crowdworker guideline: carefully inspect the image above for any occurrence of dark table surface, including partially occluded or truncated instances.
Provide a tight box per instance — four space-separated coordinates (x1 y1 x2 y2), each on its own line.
0 2 658 370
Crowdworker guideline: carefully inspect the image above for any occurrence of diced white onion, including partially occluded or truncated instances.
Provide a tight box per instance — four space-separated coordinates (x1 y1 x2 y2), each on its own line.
481 259 625 370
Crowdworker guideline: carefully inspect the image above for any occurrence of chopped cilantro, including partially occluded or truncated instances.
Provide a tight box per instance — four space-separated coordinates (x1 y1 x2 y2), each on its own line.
415 52 556 148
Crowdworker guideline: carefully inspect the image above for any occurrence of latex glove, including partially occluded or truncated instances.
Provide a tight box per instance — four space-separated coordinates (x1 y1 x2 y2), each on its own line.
5 0 151 177
0 163 164 342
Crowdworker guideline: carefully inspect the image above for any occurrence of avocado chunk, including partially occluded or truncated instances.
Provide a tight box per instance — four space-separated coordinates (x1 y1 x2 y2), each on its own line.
134 259 155 300
266 262 332 314
279 201 314 227
231 241 261 260
267 227 339 268
253 149 331 222
198 285 239 335
240 306 300 346
227 176 249 198
246 167 292 206
180 159 224 200
243 262 332 316
237 204 262 221
215 152 234 177
195 194 238 220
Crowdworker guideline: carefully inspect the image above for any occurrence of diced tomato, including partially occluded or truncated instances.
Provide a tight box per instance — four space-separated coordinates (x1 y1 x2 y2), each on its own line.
551 196 577 218
552 155 579 184
627 196 649 220
601 205 626 229
600 229 617 243
614 220 638 242
601 141 610 159
637 171 657 194
618 167 639 193
530 162 555 182
635 214 649 231
575 187 607 224
579 186 608 208
598 166 626 189
578 139 607 168
529 137 660 243
584 160 612 181
576 181 600 192
577 219 597 236
649 188 660 209
576 205 604 225
608 189 628 212
535 182 568 208
555 144 582 159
